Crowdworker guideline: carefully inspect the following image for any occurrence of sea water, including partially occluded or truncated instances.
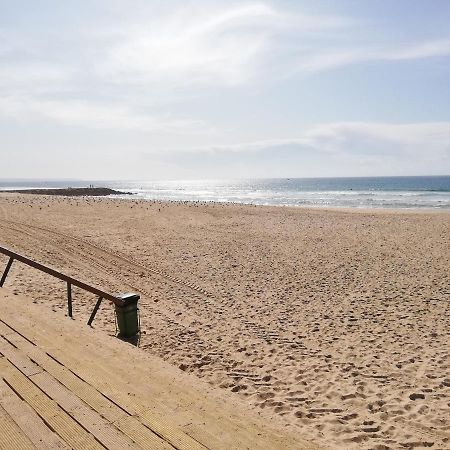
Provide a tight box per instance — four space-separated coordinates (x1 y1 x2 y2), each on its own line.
1 176 450 209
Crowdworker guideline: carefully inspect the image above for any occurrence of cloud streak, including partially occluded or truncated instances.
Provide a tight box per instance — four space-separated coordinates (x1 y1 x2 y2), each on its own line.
295 39 450 73
97 3 349 87
135 121 450 178
0 96 209 133
195 122 450 160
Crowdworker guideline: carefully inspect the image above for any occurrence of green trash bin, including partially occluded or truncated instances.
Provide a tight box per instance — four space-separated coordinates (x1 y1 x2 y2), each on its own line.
115 293 140 337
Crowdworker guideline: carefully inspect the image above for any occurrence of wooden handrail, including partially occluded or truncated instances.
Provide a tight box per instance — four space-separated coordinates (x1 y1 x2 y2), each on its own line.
0 245 130 324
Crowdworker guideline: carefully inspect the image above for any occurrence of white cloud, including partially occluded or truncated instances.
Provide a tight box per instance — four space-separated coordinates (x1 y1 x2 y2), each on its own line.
0 2 351 130
302 122 450 157
0 96 208 133
0 63 70 90
198 122 450 159
387 39 450 60
97 3 348 87
95 4 273 86
295 39 450 73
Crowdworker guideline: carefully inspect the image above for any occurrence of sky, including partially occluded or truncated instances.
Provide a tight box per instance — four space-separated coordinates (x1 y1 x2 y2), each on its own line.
1 0 450 180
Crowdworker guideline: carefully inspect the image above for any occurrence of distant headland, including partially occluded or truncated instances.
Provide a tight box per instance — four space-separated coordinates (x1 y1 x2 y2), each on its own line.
0 187 132 197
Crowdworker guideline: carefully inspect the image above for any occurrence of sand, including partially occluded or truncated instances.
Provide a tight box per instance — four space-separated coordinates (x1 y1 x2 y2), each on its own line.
0 193 449 450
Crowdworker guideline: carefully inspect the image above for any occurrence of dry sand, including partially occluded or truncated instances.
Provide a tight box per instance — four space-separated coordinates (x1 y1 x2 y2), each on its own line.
0 193 449 450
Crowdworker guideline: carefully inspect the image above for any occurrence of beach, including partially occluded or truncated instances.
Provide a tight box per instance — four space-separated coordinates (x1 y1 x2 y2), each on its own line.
0 193 449 450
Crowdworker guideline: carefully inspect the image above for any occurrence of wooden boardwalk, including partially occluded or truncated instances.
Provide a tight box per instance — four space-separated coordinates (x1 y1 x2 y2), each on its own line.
0 288 319 450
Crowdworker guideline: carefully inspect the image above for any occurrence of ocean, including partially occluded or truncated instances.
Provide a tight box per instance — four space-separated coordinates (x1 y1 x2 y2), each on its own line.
1 176 450 209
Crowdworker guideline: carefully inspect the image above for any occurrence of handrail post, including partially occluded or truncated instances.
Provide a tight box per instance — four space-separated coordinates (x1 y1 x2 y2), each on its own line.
87 296 103 326
0 245 121 303
0 246 141 331
67 282 73 318
0 257 14 287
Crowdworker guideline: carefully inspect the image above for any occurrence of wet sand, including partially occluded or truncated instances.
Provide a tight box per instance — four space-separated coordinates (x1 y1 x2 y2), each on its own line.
0 193 449 449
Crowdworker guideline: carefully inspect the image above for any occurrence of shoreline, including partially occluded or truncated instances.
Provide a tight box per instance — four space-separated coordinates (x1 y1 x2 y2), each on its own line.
2 191 450 215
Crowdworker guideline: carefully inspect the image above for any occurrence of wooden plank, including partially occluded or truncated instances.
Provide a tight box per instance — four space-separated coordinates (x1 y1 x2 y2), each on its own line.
0 377 69 450
0 337 43 377
0 319 35 348
32 337 263 450
1 333 141 449
0 403 37 450
1 359 104 450
1 322 207 449
0 320 15 338
31 371 139 450
4 317 285 450
2 328 181 450
113 415 173 450
2 331 128 423
49 413 108 450
140 409 208 450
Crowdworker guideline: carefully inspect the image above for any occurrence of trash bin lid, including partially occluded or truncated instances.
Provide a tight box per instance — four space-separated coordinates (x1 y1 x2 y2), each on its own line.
116 292 140 304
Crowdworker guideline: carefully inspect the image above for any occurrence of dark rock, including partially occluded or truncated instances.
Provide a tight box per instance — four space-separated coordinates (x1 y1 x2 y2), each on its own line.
409 392 425 400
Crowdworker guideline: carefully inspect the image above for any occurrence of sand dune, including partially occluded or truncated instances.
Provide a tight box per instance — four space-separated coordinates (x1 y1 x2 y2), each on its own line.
0 193 449 449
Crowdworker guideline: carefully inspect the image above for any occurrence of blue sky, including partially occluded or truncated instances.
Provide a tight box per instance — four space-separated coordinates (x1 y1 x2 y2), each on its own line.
1 0 449 179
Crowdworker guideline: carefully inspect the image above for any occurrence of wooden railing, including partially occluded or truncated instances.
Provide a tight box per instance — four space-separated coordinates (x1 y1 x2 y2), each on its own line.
0 245 132 326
